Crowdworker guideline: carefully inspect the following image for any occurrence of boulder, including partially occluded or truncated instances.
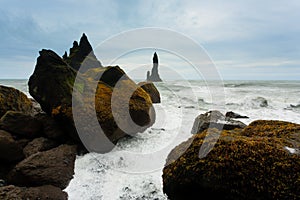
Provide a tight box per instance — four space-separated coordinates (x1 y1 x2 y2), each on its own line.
23 137 58 157
138 81 161 103
0 85 32 118
225 111 249 119
191 110 246 134
8 144 77 189
29 49 155 151
64 33 102 72
163 120 300 200
0 111 42 138
0 130 24 162
35 113 67 142
0 185 67 200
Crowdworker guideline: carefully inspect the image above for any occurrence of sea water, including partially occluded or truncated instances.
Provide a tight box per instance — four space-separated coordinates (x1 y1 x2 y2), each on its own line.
1 79 299 200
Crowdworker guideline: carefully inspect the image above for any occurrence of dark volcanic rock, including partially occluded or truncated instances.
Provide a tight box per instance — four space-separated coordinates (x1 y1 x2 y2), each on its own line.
23 137 58 157
191 110 246 134
28 49 78 114
8 144 77 189
0 85 32 118
146 52 162 82
163 120 300 200
35 113 67 142
29 49 155 152
0 111 42 138
83 65 130 87
138 81 161 103
0 130 24 162
225 111 249 119
64 33 102 72
0 185 68 200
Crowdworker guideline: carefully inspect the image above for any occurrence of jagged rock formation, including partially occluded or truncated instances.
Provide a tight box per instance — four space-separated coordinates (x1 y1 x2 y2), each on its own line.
63 33 102 72
146 52 162 82
28 49 155 151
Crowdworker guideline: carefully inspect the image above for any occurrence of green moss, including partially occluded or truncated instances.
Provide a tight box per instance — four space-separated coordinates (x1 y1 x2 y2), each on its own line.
163 122 300 200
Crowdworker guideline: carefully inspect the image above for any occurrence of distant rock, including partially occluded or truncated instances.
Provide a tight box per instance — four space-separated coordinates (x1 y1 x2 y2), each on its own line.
138 82 161 103
0 85 32 118
225 111 249 119
8 144 77 189
252 97 268 107
0 185 68 200
191 110 246 134
64 33 102 72
163 120 300 200
146 52 162 82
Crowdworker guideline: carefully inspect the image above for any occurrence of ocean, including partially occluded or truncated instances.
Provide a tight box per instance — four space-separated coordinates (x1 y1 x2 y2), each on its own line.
1 79 299 199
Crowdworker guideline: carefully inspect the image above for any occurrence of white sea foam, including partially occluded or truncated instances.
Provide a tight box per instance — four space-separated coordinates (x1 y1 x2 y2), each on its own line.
1 79 299 199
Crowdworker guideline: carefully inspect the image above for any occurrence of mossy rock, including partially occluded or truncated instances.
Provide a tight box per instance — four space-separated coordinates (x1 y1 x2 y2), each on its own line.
138 81 161 103
29 49 155 151
0 85 32 118
83 65 130 87
163 121 300 200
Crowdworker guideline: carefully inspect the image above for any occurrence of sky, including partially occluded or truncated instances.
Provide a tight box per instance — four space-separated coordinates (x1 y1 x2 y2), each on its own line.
0 0 300 80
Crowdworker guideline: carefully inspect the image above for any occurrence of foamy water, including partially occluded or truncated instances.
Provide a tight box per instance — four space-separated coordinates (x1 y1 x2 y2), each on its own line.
1 79 299 199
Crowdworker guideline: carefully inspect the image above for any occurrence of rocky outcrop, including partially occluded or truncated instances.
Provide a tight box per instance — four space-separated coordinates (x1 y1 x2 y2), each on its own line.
63 33 102 72
163 119 300 200
138 81 161 103
8 144 77 189
146 52 162 82
0 85 32 118
0 185 68 200
191 110 246 134
29 49 155 150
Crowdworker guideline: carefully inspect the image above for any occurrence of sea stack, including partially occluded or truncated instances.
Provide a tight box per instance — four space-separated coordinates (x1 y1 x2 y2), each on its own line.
146 52 162 82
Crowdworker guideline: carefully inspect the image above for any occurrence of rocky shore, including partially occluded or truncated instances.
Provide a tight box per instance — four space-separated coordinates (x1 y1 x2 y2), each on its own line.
0 33 160 199
162 111 300 200
0 33 299 199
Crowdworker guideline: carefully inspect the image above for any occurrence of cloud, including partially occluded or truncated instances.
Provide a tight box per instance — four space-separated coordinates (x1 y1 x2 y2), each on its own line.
0 0 299 79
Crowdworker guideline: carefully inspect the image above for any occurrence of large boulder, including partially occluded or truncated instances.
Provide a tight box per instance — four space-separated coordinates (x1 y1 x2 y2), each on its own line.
0 111 42 138
0 130 24 162
0 85 32 118
29 49 155 151
63 33 102 72
162 120 300 200
191 110 246 134
138 81 161 103
23 137 58 157
0 185 67 200
8 144 77 189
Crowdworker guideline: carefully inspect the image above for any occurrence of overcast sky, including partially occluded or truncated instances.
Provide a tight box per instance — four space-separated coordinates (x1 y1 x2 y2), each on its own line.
1 0 300 80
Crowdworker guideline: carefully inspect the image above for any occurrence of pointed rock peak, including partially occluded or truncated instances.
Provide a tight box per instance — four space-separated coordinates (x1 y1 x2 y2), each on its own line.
73 41 79 48
79 33 92 48
153 52 158 64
